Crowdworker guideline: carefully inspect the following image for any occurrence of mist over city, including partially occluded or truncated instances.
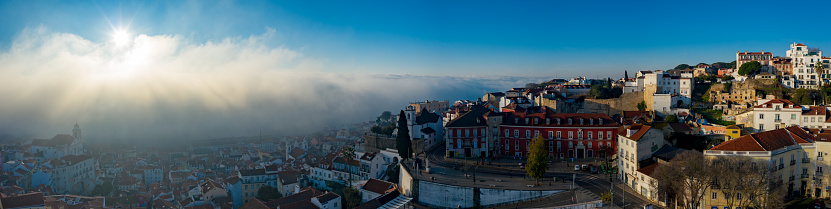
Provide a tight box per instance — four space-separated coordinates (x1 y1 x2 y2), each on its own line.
4 1 831 209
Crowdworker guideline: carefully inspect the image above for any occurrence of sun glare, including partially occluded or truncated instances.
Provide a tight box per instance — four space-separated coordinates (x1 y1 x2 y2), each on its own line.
112 29 131 46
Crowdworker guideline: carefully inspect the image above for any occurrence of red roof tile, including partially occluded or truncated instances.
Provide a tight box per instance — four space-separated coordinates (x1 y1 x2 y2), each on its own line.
754 99 801 109
709 126 813 151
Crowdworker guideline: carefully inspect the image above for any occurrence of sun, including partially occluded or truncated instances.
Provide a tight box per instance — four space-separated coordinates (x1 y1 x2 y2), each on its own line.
112 29 131 46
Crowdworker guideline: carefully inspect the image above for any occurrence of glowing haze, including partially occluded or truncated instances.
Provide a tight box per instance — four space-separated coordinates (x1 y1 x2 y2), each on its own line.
0 27 537 141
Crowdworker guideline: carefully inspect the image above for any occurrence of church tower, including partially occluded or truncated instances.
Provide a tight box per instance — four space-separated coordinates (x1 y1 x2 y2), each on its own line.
73 122 82 143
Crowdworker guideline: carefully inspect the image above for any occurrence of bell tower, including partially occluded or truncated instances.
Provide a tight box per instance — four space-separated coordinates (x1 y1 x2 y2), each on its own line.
73 122 82 143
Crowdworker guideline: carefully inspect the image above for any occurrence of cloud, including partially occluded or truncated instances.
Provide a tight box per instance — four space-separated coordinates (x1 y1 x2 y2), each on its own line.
0 27 540 143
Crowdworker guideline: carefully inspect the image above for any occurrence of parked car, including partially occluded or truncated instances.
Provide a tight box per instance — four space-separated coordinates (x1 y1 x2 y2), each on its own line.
574 165 581 171
520 163 525 169
581 164 588 170
590 166 598 174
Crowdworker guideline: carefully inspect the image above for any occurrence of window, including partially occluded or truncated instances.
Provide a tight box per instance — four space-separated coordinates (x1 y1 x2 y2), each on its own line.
805 117 809 122
607 142 611 147
534 130 540 137
505 129 509 137
598 132 603 140
712 192 717 199
514 130 519 138
578 131 583 140
812 117 816 122
549 141 553 152
515 140 519 150
526 141 530 151
775 114 780 120
546 118 550 124
759 124 764 131
568 118 572 125
569 131 573 139
607 131 612 139
466 129 470 137
588 132 593 140
548 131 554 139
526 130 531 138
588 142 592 149
557 131 561 139
759 114 764 119
736 193 741 200
505 140 509 150
569 142 573 148
557 142 561 152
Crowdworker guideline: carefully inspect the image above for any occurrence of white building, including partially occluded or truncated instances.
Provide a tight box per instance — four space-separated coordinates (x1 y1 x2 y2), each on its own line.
404 106 444 152
787 43 831 89
629 70 694 113
30 124 84 160
617 124 665 188
141 166 163 186
750 99 831 133
43 155 95 194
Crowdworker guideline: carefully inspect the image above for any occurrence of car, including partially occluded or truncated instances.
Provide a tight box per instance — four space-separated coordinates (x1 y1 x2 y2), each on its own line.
574 165 581 171
520 163 525 169
590 166 599 174
581 164 588 170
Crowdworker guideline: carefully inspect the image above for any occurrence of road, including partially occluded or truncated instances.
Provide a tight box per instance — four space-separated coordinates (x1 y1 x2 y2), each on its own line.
421 144 654 209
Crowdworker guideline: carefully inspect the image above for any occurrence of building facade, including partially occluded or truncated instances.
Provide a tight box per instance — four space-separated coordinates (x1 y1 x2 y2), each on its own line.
499 111 619 159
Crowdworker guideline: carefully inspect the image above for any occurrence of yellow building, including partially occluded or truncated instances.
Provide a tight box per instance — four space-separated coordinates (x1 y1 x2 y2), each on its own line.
725 125 742 140
703 126 815 208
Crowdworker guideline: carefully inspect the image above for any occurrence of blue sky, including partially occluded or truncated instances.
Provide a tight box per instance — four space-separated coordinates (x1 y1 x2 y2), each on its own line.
2 1 831 78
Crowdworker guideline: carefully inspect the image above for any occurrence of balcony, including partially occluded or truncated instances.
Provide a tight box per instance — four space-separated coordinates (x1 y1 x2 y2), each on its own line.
803 173 810 179
820 157 825 161
775 119 782 122
779 164 785 170
789 176 795 181
803 158 811 163
791 160 796 165
817 172 824 177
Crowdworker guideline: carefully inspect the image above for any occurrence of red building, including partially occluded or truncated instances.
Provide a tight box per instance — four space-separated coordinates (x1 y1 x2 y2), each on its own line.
499 110 619 159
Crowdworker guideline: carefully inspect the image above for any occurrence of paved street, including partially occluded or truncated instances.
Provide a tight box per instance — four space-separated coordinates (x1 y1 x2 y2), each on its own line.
420 145 655 209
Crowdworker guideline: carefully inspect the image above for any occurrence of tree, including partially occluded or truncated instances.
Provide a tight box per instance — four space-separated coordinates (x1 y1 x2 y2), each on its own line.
675 64 692 70
342 146 356 183
722 75 735 81
525 135 548 185
624 70 629 80
343 187 362 208
710 156 786 209
637 100 647 111
525 83 539 89
738 61 762 76
653 151 712 209
397 110 412 161
256 185 282 202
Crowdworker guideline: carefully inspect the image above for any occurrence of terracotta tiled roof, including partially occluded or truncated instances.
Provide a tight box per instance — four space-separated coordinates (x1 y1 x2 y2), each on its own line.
637 163 660 177
668 123 692 132
709 126 813 151
265 187 323 208
361 179 395 195
288 148 305 159
315 192 339 204
797 43 806 46
754 99 801 109
0 192 44 209
239 198 269 209
817 133 831 142
803 106 827 116
618 124 652 141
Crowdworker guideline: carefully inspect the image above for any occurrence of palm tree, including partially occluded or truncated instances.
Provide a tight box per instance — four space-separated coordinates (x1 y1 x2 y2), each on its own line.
817 61 827 103
342 146 356 185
